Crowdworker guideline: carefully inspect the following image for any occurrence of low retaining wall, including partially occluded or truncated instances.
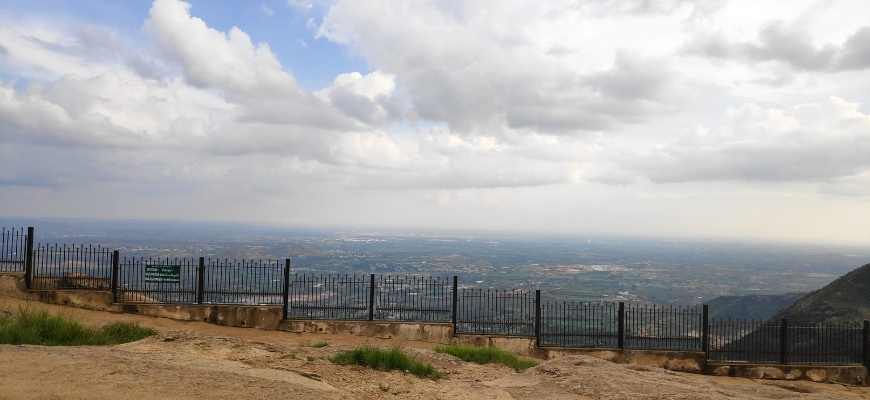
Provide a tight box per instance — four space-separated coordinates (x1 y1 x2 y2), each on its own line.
707 363 867 386
544 347 705 373
121 303 282 329
0 273 282 329
281 319 454 342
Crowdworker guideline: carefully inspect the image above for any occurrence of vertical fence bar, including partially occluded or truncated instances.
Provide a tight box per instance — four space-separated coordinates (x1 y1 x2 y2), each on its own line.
368 273 375 321
24 226 34 289
618 302 625 349
534 290 541 348
197 257 205 304
451 276 458 336
780 319 789 365
111 250 119 303
702 304 709 360
863 320 869 369
282 258 290 320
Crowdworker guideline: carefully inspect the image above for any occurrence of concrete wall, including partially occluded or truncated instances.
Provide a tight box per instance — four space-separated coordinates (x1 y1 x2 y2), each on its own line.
0 273 282 330
282 319 454 342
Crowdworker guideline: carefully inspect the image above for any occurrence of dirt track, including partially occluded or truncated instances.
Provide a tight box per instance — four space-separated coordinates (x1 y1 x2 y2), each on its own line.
1 297 869 400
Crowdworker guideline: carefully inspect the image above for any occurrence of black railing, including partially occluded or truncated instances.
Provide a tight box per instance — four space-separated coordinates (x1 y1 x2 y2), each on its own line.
456 288 536 336
202 258 284 305
31 243 113 290
709 319 864 365
625 303 703 351
117 257 199 304
3 224 870 367
374 274 452 322
540 301 619 348
116 257 285 305
286 273 370 320
0 226 28 272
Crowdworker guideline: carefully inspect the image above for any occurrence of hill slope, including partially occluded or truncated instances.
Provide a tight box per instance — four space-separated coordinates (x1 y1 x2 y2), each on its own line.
774 263 870 323
707 293 803 321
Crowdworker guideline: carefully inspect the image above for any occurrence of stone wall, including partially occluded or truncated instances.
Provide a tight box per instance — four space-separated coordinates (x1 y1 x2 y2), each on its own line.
707 363 867 385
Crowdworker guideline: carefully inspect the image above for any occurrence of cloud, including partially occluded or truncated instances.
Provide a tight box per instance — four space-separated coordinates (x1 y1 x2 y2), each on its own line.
0 0 576 193
315 70 401 124
685 22 870 72
318 0 673 136
616 97 870 183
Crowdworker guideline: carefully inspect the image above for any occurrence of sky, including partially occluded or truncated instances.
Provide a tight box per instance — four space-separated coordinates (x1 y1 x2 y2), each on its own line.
0 0 869 245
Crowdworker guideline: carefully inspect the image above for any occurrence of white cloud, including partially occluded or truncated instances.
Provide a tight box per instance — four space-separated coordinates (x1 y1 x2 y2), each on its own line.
613 97 870 183
2 0 870 244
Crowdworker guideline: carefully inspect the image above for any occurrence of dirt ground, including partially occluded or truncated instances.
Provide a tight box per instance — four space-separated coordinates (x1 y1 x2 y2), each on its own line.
1 296 869 400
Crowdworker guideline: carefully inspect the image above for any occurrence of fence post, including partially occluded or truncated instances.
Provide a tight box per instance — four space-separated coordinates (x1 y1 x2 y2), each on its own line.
780 319 789 365
534 290 542 348
24 226 34 289
111 250 120 303
863 321 869 368
451 276 458 336
282 258 290 320
368 273 375 321
197 257 205 304
618 302 626 349
702 304 709 359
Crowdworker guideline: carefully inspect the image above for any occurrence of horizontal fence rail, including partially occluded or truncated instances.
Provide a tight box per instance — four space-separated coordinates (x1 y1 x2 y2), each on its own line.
0 227 28 272
31 243 113 290
456 288 535 336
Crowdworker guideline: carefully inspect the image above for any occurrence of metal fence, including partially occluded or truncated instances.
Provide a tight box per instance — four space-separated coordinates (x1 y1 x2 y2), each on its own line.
203 258 284 305
286 273 453 322
625 303 703 351
286 273 370 320
540 301 619 348
0 226 28 273
3 224 870 367
709 319 865 365
116 257 285 305
31 243 113 290
117 257 199 304
374 274 452 322
455 288 536 336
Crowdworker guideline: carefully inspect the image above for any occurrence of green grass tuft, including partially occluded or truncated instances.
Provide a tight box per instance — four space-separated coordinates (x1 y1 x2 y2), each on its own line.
434 344 537 371
330 346 442 379
0 308 155 346
309 340 329 348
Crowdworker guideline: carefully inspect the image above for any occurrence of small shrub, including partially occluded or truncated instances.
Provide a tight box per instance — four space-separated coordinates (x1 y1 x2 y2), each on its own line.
435 344 537 371
0 308 155 346
330 346 442 379
309 340 329 348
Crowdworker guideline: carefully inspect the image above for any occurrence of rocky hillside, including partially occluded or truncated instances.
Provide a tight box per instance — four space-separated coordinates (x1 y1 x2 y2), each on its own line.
707 293 803 321
773 263 870 323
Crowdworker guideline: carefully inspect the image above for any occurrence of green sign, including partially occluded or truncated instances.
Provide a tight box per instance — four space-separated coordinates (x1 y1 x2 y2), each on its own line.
145 264 181 283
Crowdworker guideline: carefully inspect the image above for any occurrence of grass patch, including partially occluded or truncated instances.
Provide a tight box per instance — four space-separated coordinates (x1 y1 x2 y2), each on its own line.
309 340 329 348
330 346 442 379
0 307 155 346
434 344 537 371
